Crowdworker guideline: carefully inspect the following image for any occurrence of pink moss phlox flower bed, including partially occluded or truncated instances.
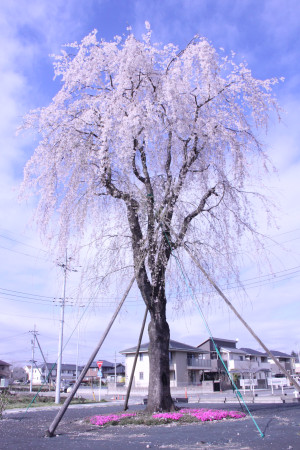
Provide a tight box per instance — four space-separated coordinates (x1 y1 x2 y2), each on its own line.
90 413 137 426
179 408 246 422
90 408 245 427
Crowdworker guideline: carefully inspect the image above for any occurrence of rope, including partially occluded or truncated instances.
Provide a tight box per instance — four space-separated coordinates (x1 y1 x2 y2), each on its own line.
161 225 264 438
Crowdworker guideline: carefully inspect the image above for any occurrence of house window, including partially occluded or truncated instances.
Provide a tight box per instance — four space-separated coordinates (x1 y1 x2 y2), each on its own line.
239 356 244 361
169 352 173 363
139 372 144 380
139 353 143 361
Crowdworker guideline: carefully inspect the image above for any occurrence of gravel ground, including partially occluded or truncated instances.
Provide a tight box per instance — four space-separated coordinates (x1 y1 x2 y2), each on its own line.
0 402 299 449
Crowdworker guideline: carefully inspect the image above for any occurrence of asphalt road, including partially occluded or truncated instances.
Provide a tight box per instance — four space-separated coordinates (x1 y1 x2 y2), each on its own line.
1 401 299 449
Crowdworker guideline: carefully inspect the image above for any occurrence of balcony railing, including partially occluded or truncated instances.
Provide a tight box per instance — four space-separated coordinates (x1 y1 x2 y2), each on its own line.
187 358 211 368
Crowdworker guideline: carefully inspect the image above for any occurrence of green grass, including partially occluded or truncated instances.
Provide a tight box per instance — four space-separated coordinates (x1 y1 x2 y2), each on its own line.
1 391 107 411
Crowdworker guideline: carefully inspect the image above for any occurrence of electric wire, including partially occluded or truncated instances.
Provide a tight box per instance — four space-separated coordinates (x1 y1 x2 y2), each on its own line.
1 263 300 307
0 234 48 253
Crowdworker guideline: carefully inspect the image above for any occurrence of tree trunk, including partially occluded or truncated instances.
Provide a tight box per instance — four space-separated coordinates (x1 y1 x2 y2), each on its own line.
146 292 175 413
126 200 174 412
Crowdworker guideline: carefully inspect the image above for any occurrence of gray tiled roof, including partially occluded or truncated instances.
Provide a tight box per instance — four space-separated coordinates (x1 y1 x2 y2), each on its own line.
89 360 114 369
198 337 237 346
0 360 10 366
239 348 267 356
38 363 82 371
120 339 208 354
267 350 292 358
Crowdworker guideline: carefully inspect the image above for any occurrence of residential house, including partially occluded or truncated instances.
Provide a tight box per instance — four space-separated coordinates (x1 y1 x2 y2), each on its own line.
24 363 83 386
0 360 11 387
291 353 300 375
266 350 293 376
120 336 294 392
198 337 242 390
197 338 272 390
120 339 210 388
239 348 271 388
84 360 125 383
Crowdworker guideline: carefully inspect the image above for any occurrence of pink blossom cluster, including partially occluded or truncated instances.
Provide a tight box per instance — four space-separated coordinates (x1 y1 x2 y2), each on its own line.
180 408 246 422
90 408 245 427
90 412 136 426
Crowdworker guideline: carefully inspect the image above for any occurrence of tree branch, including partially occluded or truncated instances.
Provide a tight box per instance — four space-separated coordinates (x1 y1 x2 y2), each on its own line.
140 146 156 273
176 185 219 245
132 139 146 183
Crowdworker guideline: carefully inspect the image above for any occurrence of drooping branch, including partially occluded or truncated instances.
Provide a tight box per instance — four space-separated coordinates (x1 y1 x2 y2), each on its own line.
176 186 219 246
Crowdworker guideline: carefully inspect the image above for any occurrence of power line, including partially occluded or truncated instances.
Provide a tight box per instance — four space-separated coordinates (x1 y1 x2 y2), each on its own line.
0 287 55 299
0 244 49 261
0 233 48 253
0 311 60 321
2 262 300 302
1 264 300 307
2 332 29 341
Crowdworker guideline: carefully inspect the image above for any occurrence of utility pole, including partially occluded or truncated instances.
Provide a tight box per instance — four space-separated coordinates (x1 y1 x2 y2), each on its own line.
75 305 85 385
29 325 37 393
114 351 117 391
55 250 78 404
76 323 80 383
35 334 50 390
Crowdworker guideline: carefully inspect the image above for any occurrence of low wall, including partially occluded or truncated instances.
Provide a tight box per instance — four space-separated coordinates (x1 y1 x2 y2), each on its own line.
107 380 214 396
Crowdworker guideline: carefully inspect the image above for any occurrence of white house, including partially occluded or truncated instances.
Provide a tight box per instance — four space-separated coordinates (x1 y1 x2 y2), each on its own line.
24 363 82 386
120 340 210 388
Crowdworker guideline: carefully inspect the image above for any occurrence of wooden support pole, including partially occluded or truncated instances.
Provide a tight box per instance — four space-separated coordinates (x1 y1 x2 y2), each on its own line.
123 307 148 411
46 275 136 437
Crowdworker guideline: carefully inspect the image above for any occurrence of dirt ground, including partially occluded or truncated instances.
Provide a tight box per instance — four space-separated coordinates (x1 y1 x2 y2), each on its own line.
0 402 299 449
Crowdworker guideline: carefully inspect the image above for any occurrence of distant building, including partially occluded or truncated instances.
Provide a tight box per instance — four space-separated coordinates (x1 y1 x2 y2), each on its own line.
120 336 295 392
0 360 11 387
84 360 125 383
266 350 293 376
120 340 210 388
197 338 272 390
24 363 83 386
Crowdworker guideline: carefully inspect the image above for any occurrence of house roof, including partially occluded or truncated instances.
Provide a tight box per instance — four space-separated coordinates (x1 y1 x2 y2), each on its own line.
120 339 208 355
198 337 238 347
105 365 125 375
0 360 10 366
267 350 292 359
39 363 83 371
89 360 115 369
239 348 267 356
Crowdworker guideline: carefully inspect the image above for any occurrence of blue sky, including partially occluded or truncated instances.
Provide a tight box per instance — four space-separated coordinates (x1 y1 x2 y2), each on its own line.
1 0 300 369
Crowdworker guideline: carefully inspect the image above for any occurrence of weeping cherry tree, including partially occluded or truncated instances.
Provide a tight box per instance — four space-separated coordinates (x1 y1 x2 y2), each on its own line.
20 23 281 412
